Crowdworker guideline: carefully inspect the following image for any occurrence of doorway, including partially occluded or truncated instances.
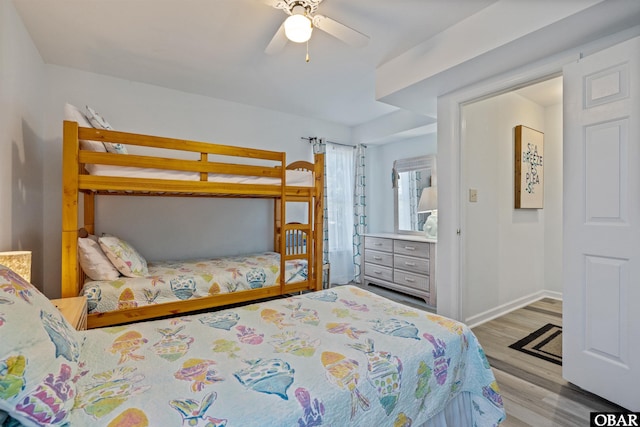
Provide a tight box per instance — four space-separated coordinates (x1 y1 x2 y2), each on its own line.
459 76 563 325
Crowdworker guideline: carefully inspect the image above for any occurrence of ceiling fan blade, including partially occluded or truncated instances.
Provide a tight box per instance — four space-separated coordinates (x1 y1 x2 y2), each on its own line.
260 0 283 7
265 22 288 55
312 15 369 48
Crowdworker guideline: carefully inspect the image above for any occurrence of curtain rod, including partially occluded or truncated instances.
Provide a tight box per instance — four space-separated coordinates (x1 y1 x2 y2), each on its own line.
301 137 366 148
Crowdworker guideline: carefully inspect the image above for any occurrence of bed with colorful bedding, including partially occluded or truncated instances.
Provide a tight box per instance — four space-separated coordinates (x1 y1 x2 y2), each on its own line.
0 264 505 427
81 251 308 314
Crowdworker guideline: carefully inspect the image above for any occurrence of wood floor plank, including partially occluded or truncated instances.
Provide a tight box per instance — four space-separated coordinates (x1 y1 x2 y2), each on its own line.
494 369 587 427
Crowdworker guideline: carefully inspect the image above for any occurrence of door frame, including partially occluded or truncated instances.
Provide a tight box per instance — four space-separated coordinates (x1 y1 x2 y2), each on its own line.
435 55 576 322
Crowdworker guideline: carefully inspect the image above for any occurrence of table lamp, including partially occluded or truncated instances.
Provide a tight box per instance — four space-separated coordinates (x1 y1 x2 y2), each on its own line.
0 250 32 282
418 187 438 239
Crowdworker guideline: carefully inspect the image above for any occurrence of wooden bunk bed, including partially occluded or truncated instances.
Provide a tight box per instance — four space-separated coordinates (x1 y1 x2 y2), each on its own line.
61 120 324 328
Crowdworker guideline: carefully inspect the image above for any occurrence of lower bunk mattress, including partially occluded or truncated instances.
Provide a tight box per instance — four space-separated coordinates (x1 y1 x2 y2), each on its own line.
80 251 307 314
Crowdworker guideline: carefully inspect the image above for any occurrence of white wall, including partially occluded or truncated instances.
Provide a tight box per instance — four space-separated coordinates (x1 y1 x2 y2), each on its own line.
41 65 351 297
461 91 562 322
0 0 45 287
544 103 563 294
366 134 437 233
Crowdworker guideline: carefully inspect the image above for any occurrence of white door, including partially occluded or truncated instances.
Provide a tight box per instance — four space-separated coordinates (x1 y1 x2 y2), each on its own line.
563 36 640 411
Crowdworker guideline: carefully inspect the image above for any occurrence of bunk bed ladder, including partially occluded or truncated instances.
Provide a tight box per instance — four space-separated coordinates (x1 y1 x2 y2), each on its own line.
276 154 323 294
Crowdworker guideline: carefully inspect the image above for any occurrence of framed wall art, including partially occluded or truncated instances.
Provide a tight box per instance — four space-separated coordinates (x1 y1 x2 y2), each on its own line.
514 125 544 209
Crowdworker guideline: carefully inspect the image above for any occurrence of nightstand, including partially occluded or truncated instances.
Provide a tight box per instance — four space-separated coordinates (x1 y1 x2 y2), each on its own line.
51 296 88 330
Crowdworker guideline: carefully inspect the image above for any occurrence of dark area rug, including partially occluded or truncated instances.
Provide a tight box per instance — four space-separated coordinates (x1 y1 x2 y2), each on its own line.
509 323 562 365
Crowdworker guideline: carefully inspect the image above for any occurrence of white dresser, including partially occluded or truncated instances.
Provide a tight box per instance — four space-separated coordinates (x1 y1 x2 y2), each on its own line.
362 233 436 307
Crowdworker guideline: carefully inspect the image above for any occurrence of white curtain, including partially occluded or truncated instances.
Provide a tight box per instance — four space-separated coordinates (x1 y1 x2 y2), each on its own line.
326 143 355 284
312 139 330 289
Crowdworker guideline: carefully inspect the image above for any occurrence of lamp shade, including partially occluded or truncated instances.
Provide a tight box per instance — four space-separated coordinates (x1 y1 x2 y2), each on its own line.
284 13 313 43
0 250 32 282
418 187 437 213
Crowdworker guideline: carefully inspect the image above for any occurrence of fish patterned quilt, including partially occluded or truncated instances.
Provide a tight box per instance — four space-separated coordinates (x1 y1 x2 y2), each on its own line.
58 285 506 426
80 252 308 314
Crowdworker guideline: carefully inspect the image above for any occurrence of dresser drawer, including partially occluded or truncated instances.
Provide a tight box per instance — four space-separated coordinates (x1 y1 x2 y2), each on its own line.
394 254 429 275
394 270 429 291
393 240 430 258
364 250 393 267
364 263 393 282
365 236 393 252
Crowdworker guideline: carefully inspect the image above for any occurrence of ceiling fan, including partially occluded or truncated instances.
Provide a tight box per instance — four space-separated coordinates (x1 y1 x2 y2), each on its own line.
263 0 369 56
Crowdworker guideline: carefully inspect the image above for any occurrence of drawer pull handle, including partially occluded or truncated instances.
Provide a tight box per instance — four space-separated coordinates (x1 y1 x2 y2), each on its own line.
373 256 382 260
374 270 383 275
374 243 382 246
404 246 416 251
404 277 415 283
404 262 416 266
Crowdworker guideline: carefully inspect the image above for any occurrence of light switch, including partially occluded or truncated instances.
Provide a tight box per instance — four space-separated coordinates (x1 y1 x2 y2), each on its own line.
469 188 478 203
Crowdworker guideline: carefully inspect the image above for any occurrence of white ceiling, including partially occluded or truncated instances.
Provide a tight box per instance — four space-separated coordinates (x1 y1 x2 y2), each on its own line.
514 76 563 107
12 0 498 128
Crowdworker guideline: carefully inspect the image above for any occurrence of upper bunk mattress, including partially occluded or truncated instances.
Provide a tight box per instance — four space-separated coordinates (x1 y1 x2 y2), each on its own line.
87 164 314 187
80 251 308 314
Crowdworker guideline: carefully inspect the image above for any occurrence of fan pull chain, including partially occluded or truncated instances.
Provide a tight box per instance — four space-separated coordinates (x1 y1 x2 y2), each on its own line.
306 40 310 63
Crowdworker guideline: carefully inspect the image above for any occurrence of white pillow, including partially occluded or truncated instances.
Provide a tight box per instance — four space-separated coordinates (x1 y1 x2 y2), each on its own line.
99 235 149 278
85 105 128 154
78 234 121 281
63 103 106 153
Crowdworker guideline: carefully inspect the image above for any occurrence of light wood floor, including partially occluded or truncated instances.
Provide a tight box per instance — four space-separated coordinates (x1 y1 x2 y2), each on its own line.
472 298 625 426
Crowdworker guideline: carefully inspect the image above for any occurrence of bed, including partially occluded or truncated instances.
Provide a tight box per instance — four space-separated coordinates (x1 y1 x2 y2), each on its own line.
0 264 506 426
60 112 325 328
80 251 309 315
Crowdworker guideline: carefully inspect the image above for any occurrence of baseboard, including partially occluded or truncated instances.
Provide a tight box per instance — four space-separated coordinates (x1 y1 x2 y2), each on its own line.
466 290 562 329
542 290 563 300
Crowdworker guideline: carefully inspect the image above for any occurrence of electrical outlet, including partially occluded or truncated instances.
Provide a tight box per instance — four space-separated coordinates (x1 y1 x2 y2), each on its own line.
469 189 478 203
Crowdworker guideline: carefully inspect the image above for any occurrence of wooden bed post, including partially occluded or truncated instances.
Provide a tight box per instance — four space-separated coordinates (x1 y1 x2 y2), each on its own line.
314 153 325 291
61 121 80 298
274 198 281 251
279 154 287 295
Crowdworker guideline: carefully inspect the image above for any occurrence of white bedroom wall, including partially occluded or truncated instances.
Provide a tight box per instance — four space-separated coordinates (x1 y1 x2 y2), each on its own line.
0 0 45 288
41 65 351 297
462 91 562 322
366 134 437 233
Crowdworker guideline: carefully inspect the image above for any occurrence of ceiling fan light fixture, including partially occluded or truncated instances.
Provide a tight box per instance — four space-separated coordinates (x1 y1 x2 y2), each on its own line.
284 13 313 43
